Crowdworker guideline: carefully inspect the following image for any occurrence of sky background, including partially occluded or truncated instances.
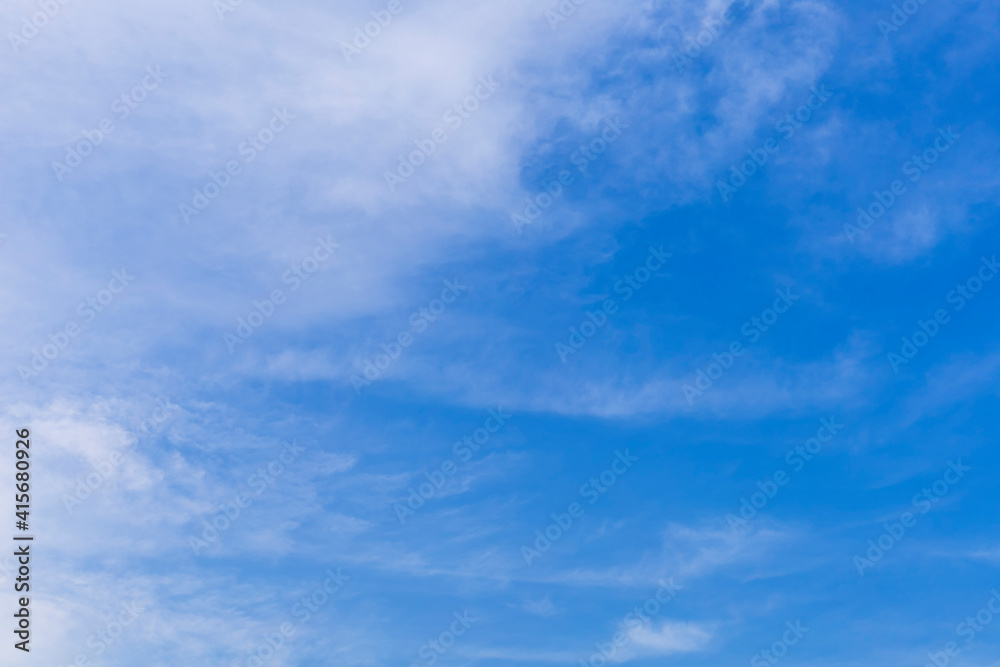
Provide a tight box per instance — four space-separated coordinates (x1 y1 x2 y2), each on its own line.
1 0 999 665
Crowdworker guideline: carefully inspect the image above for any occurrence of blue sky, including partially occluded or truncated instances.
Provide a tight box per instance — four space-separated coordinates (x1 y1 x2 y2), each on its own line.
1 0 999 665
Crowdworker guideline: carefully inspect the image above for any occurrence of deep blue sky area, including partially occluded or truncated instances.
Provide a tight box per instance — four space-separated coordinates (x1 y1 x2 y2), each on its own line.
1 0 999 665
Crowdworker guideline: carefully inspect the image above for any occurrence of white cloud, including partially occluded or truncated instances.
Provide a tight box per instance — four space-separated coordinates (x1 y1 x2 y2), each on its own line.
613 620 713 662
522 595 559 617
